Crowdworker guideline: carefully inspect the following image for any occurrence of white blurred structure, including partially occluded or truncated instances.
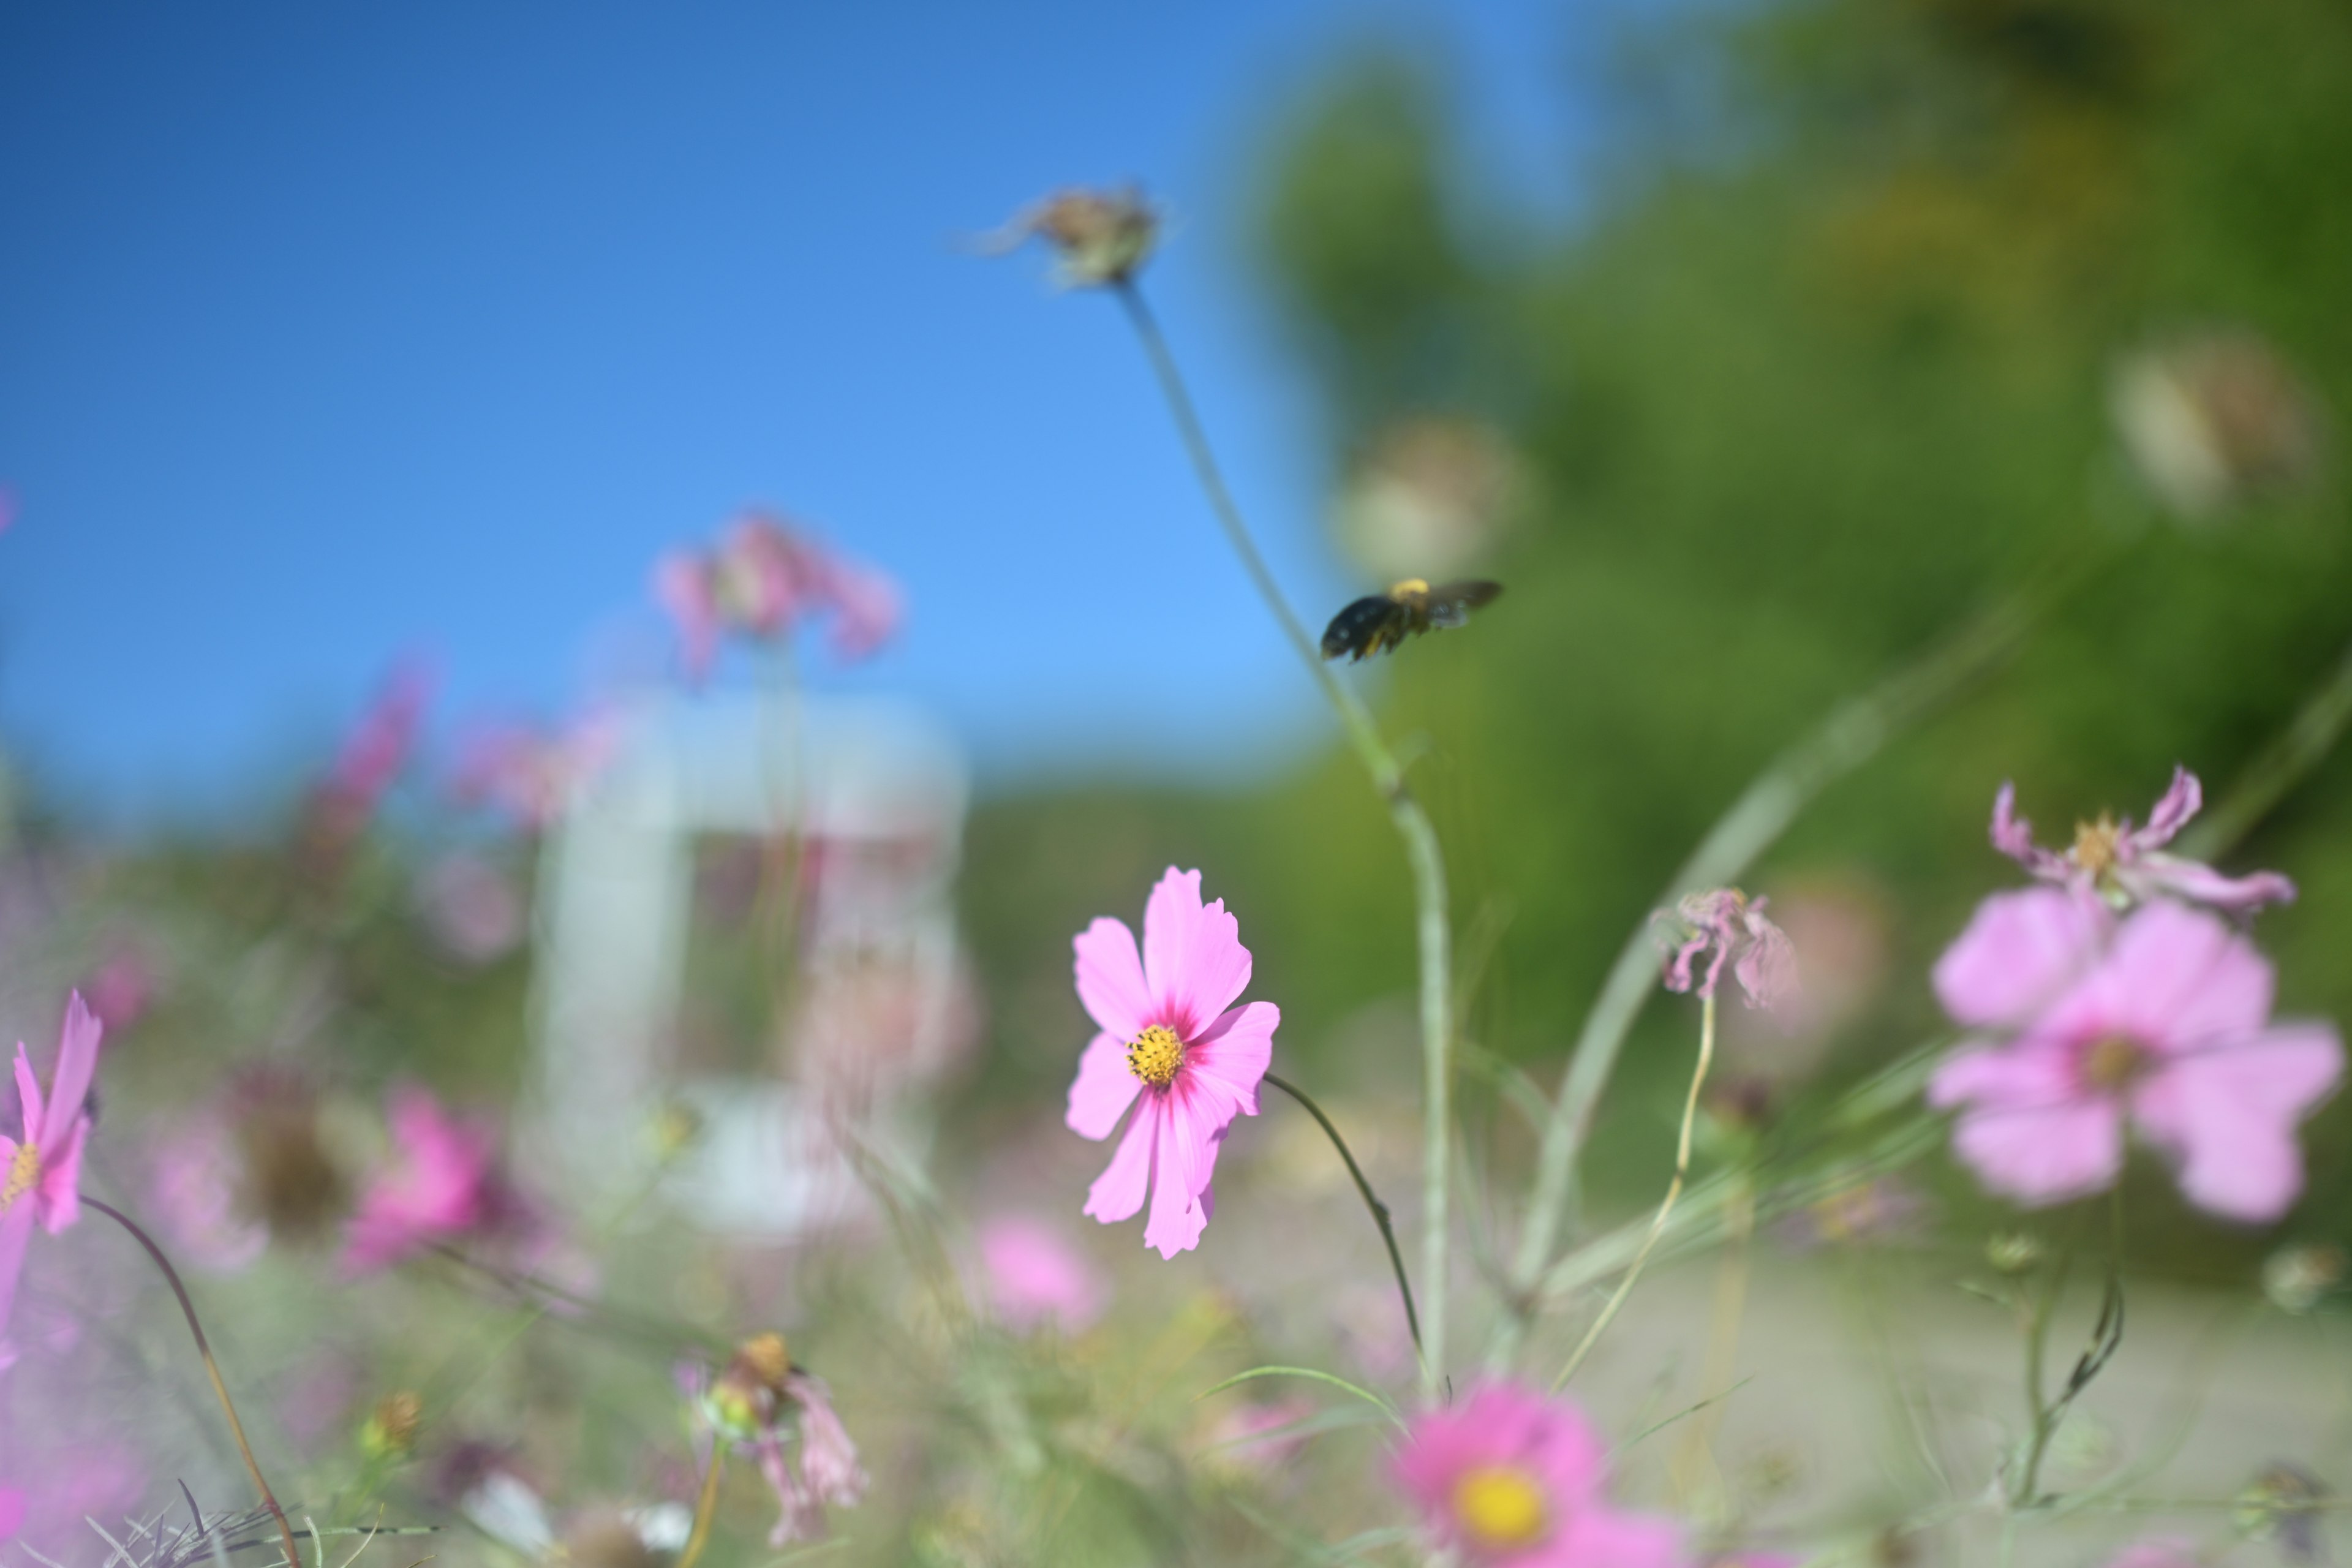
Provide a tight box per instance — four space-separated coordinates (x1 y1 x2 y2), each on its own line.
521 688 973 1236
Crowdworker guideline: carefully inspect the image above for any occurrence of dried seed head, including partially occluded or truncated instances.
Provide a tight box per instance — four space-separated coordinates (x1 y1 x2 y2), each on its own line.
360 1389 423 1460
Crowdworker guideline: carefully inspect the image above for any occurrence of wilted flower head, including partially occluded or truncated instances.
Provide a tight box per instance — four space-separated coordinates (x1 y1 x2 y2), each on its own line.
688 1333 867 1548
342 1087 511 1272
1066 867 1279 1258
1392 1381 1684 1568
2264 1243 2346 1314
1929 895 2342 1222
1992 767 2294 914
2111 329 2325 521
361 1389 424 1461
1657 889 1800 1011
2234 1464 2329 1564
977 1214 1106 1333
988 186 1158 287
0 993 102 1355
654 511 901 679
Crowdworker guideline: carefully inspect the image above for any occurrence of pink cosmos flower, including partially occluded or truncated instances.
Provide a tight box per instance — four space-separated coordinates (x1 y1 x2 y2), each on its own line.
1393 1381 1684 1568
0 994 102 1356
1657 889 1800 1011
654 511 902 679
1065 867 1278 1259
342 1088 503 1272
978 1214 1107 1333
452 712 619 830
1992 766 2294 913
1929 896 2342 1221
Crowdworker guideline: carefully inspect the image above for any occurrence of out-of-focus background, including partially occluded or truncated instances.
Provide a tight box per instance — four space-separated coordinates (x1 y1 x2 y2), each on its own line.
4 0 2350 1561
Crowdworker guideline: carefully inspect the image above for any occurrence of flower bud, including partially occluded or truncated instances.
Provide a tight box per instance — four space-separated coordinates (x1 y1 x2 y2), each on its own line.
360 1389 422 1461
1985 1232 2043 1275
2264 1243 2346 1315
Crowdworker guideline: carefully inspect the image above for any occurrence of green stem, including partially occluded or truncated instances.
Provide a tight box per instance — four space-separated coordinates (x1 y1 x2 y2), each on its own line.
676 1449 726 1568
1262 1070 1422 1357
2013 1246 2072 1508
1553 990 1716 1392
86 1198 304 1568
2177 630 2352 862
1498 565 2067 1367
1114 279 1453 1400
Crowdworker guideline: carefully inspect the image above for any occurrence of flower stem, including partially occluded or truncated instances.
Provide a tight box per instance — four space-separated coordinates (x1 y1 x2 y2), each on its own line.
86 1197 304 1568
1551 990 1716 1392
1262 1070 1421 1357
1499 563 2073 1368
676 1449 726 1568
1113 279 1453 1400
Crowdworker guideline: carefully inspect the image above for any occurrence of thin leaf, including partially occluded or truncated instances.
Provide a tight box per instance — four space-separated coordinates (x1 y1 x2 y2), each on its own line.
1193 1365 1404 1425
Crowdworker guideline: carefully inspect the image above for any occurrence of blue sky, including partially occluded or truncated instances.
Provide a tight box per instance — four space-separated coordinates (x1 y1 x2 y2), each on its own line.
0 1 1638 822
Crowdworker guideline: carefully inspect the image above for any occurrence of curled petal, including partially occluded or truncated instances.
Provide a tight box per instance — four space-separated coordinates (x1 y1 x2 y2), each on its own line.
1990 782 2066 875
2127 766 2202 853
2120 855 2296 913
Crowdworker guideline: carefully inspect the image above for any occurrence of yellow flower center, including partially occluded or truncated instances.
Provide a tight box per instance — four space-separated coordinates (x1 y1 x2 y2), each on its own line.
1125 1025 1185 1090
1452 1464 1550 1550
2081 1033 2149 1093
1 1142 37 1211
2071 813 2124 877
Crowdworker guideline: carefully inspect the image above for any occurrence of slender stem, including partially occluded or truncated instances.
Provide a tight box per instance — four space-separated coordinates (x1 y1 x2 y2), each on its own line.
1114 279 1454 1399
1262 1070 1422 1357
86 1197 304 1568
676 1449 726 1568
2012 1246 2071 1507
2178 630 2352 862
1553 991 1717 1392
1499 567 2064 1365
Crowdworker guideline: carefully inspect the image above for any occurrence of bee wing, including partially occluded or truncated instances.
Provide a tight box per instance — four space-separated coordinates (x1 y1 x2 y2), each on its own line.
1423 579 1504 628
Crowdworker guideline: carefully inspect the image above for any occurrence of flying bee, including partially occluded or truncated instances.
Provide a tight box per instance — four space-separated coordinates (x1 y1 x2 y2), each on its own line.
1319 578 1504 662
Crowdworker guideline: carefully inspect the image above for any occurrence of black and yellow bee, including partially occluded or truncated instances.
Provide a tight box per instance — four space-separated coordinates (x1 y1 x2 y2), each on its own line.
1319 578 1504 662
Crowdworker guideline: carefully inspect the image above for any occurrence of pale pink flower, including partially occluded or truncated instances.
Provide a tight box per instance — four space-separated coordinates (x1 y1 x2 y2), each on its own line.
328 660 432 810
1992 767 2294 913
2102 1540 2199 1568
1065 867 1278 1259
1930 899 2341 1221
1657 889 1800 1011
654 511 901 679
453 712 619 829
415 853 526 963
1393 1381 1685 1568
342 1087 503 1272
0 1487 21 1537
0 993 102 1355
1204 1396 1317 1474
978 1214 1106 1333
83 945 156 1033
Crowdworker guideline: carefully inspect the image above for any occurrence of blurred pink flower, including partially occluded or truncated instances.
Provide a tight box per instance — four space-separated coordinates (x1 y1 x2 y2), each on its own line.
1930 899 2341 1221
415 853 526 963
2103 1540 2199 1568
1204 1396 1317 1474
655 511 901 679
1992 767 2294 914
150 1118 269 1273
83 944 156 1033
0 1444 142 1548
1393 1381 1684 1568
0 993 102 1356
0 1487 21 1538
1658 889 1799 1011
453 712 619 830
342 1087 502 1272
978 1214 1106 1333
304 661 432 858
1066 867 1278 1259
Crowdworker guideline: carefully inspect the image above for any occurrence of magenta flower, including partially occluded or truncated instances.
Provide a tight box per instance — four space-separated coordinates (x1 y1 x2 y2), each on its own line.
1065 867 1278 1259
654 511 901 679
978 1214 1106 1333
342 1087 502 1272
1992 766 2294 913
1930 898 2341 1221
1657 889 1800 1011
0 993 102 1354
1393 1381 1684 1568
